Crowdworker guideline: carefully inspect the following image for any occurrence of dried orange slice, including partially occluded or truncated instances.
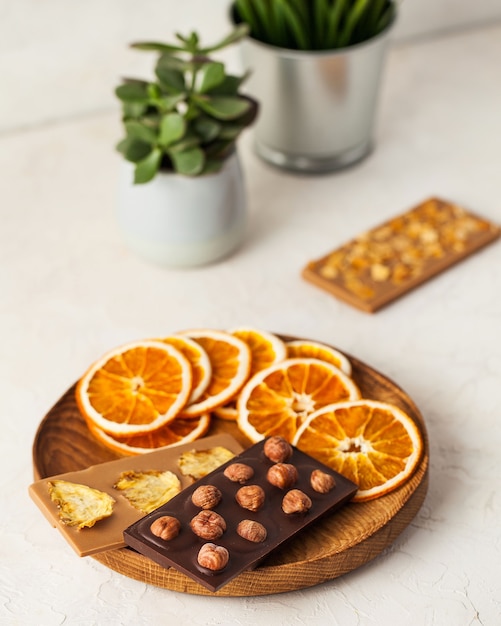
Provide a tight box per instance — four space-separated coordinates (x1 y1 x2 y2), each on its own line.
237 358 361 443
87 413 211 455
179 329 251 418
286 339 352 376
292 400 423 502
159 334 212 404
76 340 192 436
215 327 287 421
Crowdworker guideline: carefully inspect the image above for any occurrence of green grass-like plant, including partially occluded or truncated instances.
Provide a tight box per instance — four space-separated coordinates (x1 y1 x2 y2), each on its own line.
233 0 395 51
115 26 258 183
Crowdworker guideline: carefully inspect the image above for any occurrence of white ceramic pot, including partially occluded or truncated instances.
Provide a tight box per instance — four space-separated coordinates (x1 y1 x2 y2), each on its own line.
117 152 247 268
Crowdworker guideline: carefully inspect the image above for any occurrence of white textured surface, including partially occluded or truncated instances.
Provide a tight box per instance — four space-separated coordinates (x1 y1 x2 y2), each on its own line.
2 16 501 626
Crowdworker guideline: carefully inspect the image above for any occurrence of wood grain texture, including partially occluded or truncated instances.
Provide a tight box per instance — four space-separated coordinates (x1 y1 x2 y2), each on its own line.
32 342 429 596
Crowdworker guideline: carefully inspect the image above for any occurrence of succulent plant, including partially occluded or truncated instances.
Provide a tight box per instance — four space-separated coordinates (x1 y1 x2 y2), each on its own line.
115 26 258 183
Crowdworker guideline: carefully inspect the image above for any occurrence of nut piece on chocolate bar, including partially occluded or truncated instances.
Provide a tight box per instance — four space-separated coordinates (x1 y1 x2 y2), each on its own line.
150 515 181 541
235 485 265 511
190 510 226 540
197 542 229 571
282 489 312 514
191 485 222 509
266 463 298 489
223 462 255 484
236 519 267 543
263 436 293 463
310 469 336 494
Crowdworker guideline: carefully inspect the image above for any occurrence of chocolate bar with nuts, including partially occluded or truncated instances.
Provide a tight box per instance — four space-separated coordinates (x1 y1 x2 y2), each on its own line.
302 197 500 313
123 437 358 593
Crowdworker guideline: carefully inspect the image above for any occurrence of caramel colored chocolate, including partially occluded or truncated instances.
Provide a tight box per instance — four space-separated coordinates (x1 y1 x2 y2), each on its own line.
28 434 243 557
124 439 357 593
302 197 500 313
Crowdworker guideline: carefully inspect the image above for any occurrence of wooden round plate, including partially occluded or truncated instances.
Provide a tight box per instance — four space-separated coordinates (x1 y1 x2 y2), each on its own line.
32 341 429 596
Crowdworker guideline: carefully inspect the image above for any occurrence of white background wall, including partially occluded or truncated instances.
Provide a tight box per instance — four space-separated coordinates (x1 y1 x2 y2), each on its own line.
1 0 501 133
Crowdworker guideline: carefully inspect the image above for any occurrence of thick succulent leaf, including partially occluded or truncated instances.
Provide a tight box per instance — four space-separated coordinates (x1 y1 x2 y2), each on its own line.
201 158 225 175
122 101 148 119
169 147 205 176
155 57 187 93
196 62 226 94
194 96 252 121
125 120 157 144
207 72 250 96
115 82 150 103
194 117 222 142
158 113 186 147
117 137 152 163
159 92 186 111
134 148 162 184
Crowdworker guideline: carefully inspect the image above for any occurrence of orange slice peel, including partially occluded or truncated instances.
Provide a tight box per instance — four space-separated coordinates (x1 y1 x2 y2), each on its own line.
292 399 423 502
76 340 192 437
237 358 361 443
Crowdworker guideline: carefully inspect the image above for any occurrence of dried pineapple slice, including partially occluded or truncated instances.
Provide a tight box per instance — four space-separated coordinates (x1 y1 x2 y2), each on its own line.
48 480 115 530
114 470 181 514
178 446 235 481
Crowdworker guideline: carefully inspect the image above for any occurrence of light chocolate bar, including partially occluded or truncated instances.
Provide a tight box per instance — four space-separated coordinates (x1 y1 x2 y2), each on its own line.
302 197 500 313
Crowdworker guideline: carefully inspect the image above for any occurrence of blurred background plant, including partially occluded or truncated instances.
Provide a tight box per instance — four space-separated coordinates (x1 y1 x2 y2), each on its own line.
232 0 396 50
115 25 258 183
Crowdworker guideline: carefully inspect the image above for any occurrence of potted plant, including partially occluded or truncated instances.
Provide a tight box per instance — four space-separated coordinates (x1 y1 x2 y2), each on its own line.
231 0 397 173
114 26 258 267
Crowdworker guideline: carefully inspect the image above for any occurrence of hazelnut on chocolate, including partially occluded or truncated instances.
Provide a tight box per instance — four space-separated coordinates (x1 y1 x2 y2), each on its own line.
310 469 336 493
150 515 181 541
237 519 267 543
190 510 226 540
191 484 222 509
266 463 298 489
223 462 254 484
197 543 229 571
282 489 312 514
235 485 265 511
263 436 293 463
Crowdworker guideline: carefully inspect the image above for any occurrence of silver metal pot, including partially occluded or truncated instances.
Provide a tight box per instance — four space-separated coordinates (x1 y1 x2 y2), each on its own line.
239 17 395 173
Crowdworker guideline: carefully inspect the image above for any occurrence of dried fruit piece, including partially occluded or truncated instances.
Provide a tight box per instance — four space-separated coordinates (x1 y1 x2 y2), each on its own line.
76 340 193 436
48 480 115 530
293 399 423 502
114 469 181 514
178 446 235 481
237 358 360 443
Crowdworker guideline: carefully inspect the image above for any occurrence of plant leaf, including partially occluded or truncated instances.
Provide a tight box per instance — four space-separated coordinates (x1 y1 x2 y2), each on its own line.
117 137 152 163
201 24 250 54
125 120 157 144
194 96 252 121
115 82 150 103
131 41 186 53
158 113 186 147
194 117 222 142
196 62 226 94
169 147 205 176
134 148 162 184
155 57 187 93
207 71 250 96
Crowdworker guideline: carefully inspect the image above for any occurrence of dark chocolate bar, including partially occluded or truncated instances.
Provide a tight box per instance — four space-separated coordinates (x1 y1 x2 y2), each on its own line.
124 438 358 592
